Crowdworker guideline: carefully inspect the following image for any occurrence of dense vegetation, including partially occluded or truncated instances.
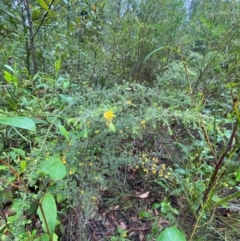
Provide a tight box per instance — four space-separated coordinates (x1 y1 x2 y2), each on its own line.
0 0 240 240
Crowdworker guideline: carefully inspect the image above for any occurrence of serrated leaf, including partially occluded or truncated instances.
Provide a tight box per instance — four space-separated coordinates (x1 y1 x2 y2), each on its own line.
0 116 36 131
37 193 57 238
157 226 186 241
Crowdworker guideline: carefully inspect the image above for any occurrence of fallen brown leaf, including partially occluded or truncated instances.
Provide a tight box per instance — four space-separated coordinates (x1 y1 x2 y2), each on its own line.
137 191 150 199
139 231 145 241
119 221 127 230
130 216 139 222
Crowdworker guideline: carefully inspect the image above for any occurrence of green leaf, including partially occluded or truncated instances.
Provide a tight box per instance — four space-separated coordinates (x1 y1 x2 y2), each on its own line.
20 161 27 171
37 193 57 237
138 211 152 219
157 226 186 241
37 0 49 11
58 125 69 141
236 169 240 182
34 233 50 241
4 64 15 73
59 94 74 104
108 122 116 133
143 46 177 63
40 156 66 180
11 148 26 158
53 233 58 241
152 203 161 209
0 116 36 131
0 165 8 170
3 70 12 82
54 59 61 72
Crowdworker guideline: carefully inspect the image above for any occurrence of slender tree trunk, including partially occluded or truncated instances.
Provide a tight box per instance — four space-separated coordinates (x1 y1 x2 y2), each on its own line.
24 0 38 75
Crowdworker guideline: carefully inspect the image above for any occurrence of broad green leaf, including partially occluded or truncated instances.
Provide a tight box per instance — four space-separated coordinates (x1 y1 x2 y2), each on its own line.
157 226 186 241
49 162 66 180
53 233 58 241
37 193 57 238
37 0 49 11
20 161 27 171
40 156 66 180
0 116 36 131
58 125 69 141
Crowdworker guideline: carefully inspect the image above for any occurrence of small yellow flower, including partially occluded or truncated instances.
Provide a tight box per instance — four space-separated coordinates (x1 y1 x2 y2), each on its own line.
141 120 146 125
80 190 84 194
95 130 100 134
89 162 93 166
104 110 114 121
159 171 164 177
62 157 67 164
152 169 157 174
126 100 132 105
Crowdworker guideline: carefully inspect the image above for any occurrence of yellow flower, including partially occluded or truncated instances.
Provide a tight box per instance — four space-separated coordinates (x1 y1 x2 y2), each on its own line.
62 156 67 164
104 110 114 121
141 120 146 125
126 100 132 105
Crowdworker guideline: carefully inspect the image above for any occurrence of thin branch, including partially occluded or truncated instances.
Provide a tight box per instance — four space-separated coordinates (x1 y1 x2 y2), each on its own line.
32 0 55 40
